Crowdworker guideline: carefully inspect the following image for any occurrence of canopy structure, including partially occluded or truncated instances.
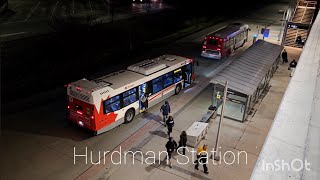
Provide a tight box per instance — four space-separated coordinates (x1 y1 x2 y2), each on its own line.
210 40 283 122
210 40 283 95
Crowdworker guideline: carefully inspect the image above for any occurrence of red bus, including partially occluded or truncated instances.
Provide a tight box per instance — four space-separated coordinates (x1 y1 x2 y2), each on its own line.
201 23 249 59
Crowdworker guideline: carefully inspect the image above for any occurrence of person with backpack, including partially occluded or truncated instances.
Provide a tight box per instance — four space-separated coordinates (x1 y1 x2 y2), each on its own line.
166 115 174 137
178 131 187 155
160 101 171 126
165 137 177 168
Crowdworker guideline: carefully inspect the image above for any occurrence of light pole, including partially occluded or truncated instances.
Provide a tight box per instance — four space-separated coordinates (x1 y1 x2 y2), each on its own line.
213 81 228 161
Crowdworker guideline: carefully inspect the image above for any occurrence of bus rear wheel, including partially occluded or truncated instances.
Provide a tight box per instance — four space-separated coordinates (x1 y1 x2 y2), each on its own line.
175 84 182 95
124 109 135 123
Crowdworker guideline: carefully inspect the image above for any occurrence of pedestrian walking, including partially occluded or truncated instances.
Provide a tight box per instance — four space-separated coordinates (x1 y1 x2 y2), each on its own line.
178 131 187 155
166 115 174 137
289 59 297 77
160 101 171 126
281 49 288 63
165 137 177 168
194 144 209 174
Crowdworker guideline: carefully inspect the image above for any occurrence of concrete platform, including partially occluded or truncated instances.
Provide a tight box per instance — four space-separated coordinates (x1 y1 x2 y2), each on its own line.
94 46 302 180
251 11 320 180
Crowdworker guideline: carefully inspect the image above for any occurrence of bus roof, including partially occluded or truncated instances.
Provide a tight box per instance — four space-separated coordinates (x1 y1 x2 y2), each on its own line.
69 54 190 93
207 23 249 39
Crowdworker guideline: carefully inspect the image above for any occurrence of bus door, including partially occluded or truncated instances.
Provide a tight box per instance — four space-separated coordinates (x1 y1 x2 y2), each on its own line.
139 83 148 112
182 63 193 88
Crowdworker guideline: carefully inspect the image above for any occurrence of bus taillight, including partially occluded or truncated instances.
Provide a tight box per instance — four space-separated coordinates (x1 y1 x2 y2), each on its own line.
91 116 94 120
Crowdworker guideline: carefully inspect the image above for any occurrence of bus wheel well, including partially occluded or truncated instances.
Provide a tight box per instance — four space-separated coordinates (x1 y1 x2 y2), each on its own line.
175 83 182 95
124 108 135 124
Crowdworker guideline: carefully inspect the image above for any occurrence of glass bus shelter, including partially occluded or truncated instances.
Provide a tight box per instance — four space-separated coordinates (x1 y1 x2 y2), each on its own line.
210 40 283 122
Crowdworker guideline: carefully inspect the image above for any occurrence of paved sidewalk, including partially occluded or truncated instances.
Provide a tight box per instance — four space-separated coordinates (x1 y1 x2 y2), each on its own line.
91 48 302 180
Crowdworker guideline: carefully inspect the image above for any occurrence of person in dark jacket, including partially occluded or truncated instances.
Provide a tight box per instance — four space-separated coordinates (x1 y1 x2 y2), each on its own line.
165 137 177 168
289 59 297 77
166 116 174 137
296 34 302 44
281 49 288 63
160 101 171 126
178 131 187 155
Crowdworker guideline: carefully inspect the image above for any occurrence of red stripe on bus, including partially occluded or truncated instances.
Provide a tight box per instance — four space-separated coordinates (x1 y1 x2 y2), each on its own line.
148 83 179 102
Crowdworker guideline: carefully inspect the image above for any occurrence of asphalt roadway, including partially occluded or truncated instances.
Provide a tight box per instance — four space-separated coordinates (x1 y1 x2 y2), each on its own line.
0 0 170 41
0 2 287 180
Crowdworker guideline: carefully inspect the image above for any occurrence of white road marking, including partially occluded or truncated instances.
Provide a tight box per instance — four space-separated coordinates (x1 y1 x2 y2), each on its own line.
51 0 59 17
89 0 92 13
25 1 40 22
13 0 26 10
0 32 27 37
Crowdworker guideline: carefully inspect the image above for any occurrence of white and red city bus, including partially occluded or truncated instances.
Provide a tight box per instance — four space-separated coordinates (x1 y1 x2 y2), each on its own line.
201 23 249 59
66 55 194 135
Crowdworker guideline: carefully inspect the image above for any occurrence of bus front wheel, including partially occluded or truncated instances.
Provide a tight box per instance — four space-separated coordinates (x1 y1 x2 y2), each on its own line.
175 84 182 95
124 109 135 123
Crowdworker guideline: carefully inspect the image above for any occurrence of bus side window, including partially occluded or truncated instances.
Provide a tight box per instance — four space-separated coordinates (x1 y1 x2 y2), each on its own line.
163 72 173 88
152 76 163 94
236 33 240 43
230 37 234 45
174 69 182 83
104 95 121 114
123 88 137 107
225 40 229 48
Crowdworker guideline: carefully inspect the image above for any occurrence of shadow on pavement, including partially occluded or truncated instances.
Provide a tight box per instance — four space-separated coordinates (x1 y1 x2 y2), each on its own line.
2 118 93 141
144 152 212 180
149 130 167 139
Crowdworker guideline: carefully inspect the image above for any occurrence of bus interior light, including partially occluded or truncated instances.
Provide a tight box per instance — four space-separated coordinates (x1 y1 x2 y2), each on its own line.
77 110 83 115
76 87 82 91
67 105 70 109
91 116 94 120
